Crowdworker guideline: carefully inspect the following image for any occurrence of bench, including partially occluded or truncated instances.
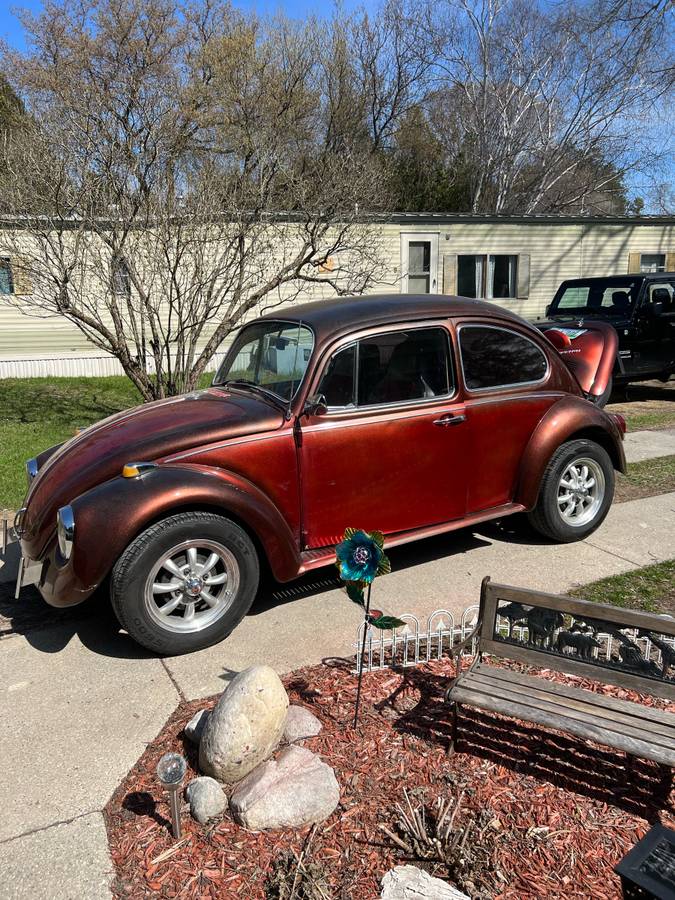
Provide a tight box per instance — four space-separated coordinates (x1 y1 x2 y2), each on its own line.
446 577 675 766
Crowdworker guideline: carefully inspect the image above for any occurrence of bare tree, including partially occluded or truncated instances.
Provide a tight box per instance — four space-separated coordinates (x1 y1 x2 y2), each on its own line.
424 0 672 213
0 0 389 400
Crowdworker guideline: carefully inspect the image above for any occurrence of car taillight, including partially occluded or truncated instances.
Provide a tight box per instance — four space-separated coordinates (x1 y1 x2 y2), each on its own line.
611 413 627 435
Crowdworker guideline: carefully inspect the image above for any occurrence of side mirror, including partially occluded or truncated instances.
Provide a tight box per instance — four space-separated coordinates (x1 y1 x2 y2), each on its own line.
302 393 328 417
648 300 665 317
545 304 552 317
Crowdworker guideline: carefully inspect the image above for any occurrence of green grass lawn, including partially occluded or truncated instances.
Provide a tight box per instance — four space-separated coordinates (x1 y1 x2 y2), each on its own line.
570 559 675 614
0 376 145 509
621 408 675 431
615 454 675 502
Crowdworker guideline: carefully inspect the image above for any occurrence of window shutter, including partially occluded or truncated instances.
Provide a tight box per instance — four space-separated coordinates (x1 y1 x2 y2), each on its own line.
12 255 33 296
442 254 457 294
666 251 675 272
517 254 530 298
627 252 641 274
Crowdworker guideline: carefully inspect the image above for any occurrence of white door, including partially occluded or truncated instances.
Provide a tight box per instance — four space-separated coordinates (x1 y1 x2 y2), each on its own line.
401 233 439 294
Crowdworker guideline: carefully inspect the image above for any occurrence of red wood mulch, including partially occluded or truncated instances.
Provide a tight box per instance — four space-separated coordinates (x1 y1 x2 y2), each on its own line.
104 657 675 899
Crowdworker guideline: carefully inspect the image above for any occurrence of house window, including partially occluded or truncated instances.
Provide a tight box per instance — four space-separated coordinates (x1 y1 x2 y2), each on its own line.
457 255 517 299
111 255 131 299
0 258 14 295
640 253 666 273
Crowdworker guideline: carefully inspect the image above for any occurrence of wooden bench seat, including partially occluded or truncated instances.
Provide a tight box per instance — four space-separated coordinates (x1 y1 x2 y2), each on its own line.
447 579 675 767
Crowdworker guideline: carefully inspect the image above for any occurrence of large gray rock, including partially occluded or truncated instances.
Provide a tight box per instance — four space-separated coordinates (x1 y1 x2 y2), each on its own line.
380 865 469 899
184 709 210 745
199 665 289 782
230 745 339 831
186 777 227 824
283 705 322 743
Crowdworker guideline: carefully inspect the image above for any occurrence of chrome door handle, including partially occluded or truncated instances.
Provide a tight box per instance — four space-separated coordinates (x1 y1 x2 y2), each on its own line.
433 413 466 426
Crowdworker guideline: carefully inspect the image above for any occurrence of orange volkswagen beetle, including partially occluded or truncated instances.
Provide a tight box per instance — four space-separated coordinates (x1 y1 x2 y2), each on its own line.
12 294 625 654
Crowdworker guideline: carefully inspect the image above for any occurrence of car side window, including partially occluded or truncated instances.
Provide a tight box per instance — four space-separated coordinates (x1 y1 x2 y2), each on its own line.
318 343 356 407
318 327 453 409
459 325 548 391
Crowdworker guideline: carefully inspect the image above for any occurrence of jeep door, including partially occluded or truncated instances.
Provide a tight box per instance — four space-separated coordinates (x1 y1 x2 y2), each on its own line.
298 323 468 549
633 280 675 373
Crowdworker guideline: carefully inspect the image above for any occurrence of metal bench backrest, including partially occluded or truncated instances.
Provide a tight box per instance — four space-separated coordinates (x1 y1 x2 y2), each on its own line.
476 578 675 702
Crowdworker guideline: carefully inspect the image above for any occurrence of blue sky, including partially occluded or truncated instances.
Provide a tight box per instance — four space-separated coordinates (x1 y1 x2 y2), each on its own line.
0 0 368 50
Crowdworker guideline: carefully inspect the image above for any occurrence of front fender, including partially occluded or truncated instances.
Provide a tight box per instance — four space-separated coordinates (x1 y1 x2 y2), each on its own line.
515 397 626 510
68 463 301 591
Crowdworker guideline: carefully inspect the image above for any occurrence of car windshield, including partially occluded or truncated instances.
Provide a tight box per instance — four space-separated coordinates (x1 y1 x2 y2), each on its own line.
213 320 314 402
550 280 641 317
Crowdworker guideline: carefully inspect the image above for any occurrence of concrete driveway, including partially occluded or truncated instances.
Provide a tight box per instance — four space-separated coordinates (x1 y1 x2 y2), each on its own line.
0 434 674 897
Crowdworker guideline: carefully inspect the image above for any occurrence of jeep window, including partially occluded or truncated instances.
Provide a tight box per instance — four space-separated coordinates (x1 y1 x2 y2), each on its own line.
459 325 547 390
552 280 640 316
214 321 314 401
319 327 453 409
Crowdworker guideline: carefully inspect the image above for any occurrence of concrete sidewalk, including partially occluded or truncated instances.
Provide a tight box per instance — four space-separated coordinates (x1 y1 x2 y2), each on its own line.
0 490 673 898
622 426 675 462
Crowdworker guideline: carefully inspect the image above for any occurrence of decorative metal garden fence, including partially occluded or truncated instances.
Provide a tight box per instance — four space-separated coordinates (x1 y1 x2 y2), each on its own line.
352 606 480 674
353 604 675 676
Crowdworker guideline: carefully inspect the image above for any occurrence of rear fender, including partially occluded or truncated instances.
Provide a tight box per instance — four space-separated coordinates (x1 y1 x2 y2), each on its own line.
515 397 626 510
69 463 301 590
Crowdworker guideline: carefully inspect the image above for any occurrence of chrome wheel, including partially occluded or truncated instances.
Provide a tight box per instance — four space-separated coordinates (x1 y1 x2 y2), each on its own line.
556 457 605 527
144 539 240 634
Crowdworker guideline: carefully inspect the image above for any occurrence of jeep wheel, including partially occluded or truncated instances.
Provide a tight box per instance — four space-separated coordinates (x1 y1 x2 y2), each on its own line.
111 511 259 655
527 439 614 542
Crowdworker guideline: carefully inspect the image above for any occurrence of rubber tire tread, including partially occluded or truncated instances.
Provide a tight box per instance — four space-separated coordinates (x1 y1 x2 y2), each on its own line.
111 511 259 656
527 439 614 543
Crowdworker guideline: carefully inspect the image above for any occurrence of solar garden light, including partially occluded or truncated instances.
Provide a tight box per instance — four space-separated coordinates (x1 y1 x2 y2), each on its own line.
156 752 187 840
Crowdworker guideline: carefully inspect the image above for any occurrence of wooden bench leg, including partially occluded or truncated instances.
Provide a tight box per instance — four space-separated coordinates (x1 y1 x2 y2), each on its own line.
447 700 460 756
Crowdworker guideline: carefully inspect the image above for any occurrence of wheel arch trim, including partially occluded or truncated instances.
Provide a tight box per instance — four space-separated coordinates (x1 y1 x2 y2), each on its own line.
69 463 301 593
515 398 626 510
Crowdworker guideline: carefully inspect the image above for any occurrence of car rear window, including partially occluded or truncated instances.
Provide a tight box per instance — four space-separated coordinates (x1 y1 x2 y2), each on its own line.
459 325 548 390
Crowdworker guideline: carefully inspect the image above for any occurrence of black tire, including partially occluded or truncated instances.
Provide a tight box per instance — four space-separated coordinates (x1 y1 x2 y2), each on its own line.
527 439 615 543
110 511 259 655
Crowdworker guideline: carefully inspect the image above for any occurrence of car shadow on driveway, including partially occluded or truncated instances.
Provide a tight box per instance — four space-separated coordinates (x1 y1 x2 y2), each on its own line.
250 527 493 616
0 580 156 659
1 519 524 658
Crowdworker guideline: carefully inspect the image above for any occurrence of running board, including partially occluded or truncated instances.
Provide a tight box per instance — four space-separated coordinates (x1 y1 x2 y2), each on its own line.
297 502 525 574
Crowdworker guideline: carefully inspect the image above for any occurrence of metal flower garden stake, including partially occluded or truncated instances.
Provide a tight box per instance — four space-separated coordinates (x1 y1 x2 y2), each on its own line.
335 528 405 728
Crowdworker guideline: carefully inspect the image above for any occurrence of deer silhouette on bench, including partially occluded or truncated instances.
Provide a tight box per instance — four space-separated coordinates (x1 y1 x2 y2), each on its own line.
447 578 675 766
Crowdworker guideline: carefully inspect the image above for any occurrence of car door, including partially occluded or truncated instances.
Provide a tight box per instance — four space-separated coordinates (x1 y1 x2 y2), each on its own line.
298 323 468 549
456 321 561 513
633 280 675 373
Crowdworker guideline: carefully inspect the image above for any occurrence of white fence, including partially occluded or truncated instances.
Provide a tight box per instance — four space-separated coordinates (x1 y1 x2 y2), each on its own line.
0 352 228 380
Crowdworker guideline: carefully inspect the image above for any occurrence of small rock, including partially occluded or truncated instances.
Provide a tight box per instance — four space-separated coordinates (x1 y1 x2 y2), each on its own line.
184 709 210 745
199 665 289 782
186 777 227 824
230 745 339 830
380 865 469 899
283 705 322 743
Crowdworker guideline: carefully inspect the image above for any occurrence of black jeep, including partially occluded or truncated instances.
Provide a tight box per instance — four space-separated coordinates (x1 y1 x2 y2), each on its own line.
535 273 675 395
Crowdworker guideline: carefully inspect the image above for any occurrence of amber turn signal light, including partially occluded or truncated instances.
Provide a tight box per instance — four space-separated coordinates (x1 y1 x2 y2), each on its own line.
122 461 158 478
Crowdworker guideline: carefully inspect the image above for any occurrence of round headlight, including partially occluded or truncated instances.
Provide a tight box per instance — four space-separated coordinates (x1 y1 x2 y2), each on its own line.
57 506 75 562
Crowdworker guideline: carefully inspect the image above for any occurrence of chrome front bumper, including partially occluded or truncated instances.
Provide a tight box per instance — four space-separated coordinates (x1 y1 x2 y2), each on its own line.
1 509 42 599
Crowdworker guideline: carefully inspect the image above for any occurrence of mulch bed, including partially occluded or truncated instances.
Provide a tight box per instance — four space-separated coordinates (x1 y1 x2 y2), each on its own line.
104 657 675 899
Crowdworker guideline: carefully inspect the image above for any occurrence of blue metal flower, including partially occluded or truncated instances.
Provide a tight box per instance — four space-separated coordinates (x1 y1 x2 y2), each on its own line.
335 529 383 584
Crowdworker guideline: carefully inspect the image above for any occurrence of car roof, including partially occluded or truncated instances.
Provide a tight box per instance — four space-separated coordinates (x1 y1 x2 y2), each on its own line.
559 273 675 286
259 293 527 345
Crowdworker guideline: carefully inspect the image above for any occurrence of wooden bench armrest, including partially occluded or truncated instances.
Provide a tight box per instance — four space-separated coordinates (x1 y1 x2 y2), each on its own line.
447 617 482 683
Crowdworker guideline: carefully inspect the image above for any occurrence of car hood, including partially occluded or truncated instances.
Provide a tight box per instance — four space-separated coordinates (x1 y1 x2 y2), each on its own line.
534 318 619 399
22 387 285 553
